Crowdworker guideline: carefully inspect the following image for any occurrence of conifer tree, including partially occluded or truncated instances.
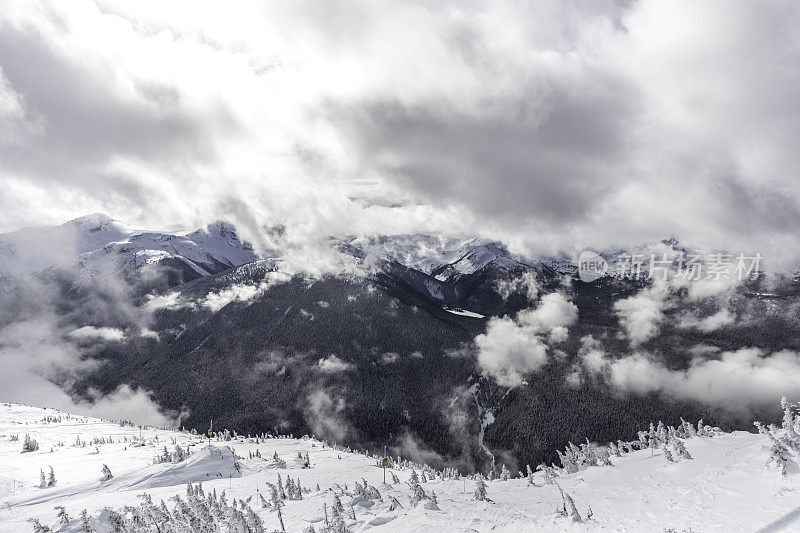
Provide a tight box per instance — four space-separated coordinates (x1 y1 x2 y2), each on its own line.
329 505 349 533
277 474 287 499
22 433 39 453
276 504 286 533
55 506 70 525
473 474 488 501
27 518 51 533
333 493 345 513
672 438 692 459
80 509 93 532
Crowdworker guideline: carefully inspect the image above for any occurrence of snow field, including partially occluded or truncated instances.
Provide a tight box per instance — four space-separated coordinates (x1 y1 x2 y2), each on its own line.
2 403 800 532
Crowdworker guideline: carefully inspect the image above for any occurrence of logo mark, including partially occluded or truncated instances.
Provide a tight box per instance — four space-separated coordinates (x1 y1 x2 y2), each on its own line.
578 250 608 282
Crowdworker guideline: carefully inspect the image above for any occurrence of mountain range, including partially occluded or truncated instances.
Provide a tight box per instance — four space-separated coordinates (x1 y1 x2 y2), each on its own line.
1 214 798 473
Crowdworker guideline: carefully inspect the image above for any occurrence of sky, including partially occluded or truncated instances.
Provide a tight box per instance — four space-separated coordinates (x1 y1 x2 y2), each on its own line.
1 0 800 268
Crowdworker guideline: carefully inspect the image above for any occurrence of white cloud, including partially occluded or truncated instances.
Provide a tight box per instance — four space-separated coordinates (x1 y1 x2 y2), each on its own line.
475 292 577 387
613 285 667 347
476 317 549 387
139 328 160 341
495 271 539 302
517 292 579 332
381 352 398 364
305 389 351 442
578 342 800 413
66 325 126 342
317 354 354 373
678 308 736 333
76 385 180 427
143 291 190 313
199 272 291 312
0 310 175 427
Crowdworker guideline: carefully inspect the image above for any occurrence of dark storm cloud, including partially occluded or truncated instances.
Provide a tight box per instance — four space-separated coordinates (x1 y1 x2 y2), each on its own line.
329 75 638 226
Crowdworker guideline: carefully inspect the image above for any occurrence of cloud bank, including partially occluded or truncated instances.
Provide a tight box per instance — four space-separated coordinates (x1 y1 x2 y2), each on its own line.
0 0 799 269
577 337 800 413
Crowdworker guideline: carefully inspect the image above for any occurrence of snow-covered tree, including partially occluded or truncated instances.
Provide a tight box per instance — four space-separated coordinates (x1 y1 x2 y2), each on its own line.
500 464 510 481
756 420 793 476
55 505 70 525
328 505 349 533
101 464 113 481
558 485 582 523
275 504 286 533
672 438 692 460
537 464 556 484
22 433 39 453
47 466 56 487
80 509 93 532
332 494 345 513
662 445 676 463
277 474 287 499
270 485 284 508
782 397 797 441
27 518 51 533
473 474 488 501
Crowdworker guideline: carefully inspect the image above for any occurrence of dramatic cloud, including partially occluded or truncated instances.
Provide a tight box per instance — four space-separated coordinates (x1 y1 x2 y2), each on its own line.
476 292 577 386
0 0 798 269
577 338 800 413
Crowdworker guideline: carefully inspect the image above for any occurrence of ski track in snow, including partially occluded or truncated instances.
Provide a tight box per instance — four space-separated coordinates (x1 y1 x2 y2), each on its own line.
2 404 800 532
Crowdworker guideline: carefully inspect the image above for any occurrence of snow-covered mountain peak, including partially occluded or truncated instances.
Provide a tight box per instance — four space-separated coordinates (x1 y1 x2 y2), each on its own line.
335 234 531 279
67 212 117 228
0 215 257 284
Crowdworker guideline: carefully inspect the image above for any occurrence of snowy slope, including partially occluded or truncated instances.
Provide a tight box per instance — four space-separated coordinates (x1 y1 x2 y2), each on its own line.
0 214 131 279
0 215 257 283
76 221 257 281
2 403 800 532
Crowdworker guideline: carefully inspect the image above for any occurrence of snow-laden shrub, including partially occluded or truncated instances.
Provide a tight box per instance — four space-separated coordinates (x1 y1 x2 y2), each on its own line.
22 433 39 453
78 482 264 532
